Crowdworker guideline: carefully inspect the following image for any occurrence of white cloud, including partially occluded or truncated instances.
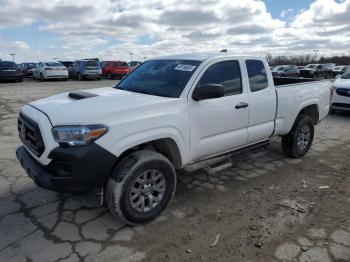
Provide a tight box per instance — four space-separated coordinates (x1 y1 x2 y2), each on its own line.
0 0 349 62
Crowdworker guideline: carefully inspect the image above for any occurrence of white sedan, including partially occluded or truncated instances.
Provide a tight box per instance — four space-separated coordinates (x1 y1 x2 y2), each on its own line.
33 62 68 81
331 69 350 112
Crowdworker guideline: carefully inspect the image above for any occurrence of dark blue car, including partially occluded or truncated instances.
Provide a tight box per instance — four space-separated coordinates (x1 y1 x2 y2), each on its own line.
68 59 102 80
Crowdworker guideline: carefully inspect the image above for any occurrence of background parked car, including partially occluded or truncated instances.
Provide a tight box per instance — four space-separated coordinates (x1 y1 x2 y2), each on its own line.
297 66 306 70
333 65 349 77
299 64 333 79
68 59 102 80
331 68 350 112
33 62 68 81
271 65 299 77
20 63 36 77
127 61 142 71
101 61 129 79
0 61 23 82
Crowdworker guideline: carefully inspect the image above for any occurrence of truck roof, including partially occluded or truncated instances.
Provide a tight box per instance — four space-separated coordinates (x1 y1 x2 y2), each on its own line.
153 52 264 62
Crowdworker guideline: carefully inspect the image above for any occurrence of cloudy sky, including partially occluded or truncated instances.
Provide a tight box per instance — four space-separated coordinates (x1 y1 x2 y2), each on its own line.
0 0 349 63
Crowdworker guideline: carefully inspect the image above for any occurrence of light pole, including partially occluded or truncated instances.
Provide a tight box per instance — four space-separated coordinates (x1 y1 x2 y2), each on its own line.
10 53 15 62
129 52 133 62
313 49 319 61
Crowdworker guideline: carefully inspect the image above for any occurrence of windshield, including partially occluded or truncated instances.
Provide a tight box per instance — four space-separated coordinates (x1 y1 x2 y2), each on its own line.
306 64 318 69
0 61 17 68
45 62 63 67
274 66 286 71
115 59 201 98
341 69 350 79
86 60 98 66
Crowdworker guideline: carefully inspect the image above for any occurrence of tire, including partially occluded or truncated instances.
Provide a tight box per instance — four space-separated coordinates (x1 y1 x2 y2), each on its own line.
281 115 314 158
106 150 176 225
63 78 68 81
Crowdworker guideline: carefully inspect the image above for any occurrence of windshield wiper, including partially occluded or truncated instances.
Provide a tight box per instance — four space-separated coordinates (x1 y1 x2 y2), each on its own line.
115 86 168 97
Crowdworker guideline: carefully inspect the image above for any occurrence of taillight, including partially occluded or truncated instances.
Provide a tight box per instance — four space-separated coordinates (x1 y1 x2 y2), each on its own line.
330 83 334 98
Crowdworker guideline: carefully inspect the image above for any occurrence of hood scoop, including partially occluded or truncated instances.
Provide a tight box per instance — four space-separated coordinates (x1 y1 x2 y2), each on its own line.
69 91 98 100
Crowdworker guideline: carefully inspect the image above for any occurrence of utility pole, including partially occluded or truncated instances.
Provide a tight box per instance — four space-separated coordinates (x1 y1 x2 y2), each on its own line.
129 52 133 62
10 53 15 62
313 49 319 62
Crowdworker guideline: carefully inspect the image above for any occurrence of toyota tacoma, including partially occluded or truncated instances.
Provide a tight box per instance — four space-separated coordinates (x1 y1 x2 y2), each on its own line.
16 53 331 225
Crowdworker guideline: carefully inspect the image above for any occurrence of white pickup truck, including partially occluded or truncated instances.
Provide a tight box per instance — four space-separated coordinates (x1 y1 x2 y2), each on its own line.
16 53 331 224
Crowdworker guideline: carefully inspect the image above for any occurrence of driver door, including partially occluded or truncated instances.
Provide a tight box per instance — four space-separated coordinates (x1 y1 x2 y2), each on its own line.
189 60 249 161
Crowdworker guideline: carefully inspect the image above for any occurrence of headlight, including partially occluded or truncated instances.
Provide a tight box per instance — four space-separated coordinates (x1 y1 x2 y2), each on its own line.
52 125 108 146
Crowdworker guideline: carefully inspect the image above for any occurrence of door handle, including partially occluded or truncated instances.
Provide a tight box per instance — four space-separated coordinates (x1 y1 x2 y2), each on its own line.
235 102 249 109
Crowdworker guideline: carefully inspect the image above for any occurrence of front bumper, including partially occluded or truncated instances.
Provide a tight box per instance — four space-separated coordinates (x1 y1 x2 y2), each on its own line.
300 71 314 78
331 103 350 112
16 143 116 193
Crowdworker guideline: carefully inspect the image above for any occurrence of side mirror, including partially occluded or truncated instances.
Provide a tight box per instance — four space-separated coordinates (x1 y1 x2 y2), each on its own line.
192 83 225 101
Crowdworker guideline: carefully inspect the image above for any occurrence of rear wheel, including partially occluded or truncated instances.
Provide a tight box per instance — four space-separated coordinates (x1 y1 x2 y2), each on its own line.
281 115 314 158
106 150 176 225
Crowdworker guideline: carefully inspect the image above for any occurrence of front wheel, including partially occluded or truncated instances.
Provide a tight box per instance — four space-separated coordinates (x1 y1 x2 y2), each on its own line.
281 115 315 158
106 150 176 225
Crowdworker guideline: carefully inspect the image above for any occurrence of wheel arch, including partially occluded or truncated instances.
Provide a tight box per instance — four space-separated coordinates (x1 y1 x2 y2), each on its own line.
110 137 184 171
297 104 319 125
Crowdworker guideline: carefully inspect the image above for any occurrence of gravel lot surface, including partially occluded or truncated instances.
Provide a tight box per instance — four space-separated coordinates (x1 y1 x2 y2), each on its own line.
0 79 349 262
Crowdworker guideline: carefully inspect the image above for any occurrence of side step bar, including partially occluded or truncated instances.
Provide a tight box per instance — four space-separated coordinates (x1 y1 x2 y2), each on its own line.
185 140 270 172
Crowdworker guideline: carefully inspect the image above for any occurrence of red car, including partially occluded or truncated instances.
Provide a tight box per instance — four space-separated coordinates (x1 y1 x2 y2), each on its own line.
101 61 130 79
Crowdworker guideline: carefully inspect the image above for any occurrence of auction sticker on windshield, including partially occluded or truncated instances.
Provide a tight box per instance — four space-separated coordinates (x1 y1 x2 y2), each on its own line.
174 64 197 72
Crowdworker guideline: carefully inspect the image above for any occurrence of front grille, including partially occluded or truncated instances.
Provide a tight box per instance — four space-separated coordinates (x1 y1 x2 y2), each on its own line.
332 103 350 108
18 113 45 156
336 88 350 97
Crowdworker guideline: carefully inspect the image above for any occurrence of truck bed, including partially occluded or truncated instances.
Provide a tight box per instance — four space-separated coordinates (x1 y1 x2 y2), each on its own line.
273 77 320 87
274 78 331 136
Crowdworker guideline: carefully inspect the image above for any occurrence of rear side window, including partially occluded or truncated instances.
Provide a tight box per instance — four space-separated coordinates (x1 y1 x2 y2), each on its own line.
246 60 268 92
114 62 128 66
198 61 242 96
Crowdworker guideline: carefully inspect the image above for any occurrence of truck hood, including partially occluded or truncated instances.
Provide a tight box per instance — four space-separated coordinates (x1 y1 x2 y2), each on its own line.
29 87 180 126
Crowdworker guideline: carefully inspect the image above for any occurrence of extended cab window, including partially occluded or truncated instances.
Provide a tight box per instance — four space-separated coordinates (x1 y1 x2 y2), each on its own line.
116 59 201 98
197 61 242 96
246 60 268 92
